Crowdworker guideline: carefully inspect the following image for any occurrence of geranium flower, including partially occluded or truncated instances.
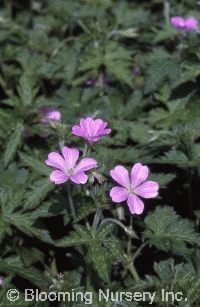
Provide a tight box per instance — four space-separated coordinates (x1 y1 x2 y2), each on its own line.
109 163 159 215
171 16 198 32
0 277 4 286
45 146 98 184
72 117 111 144
40 106 61 124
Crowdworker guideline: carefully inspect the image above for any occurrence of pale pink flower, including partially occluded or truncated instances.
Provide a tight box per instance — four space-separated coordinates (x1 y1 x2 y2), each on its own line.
171 16 198 32
40 106 61 124
72 117 111 144
110 163 159 215
0 276 4 286
45 146 98 184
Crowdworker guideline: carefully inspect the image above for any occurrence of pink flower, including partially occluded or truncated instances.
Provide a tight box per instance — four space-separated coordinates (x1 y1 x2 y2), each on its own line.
40 106 61 124
0 277 4 286
171 16 198 32
109 163 159 215
45 146 98 184
72 117 111 144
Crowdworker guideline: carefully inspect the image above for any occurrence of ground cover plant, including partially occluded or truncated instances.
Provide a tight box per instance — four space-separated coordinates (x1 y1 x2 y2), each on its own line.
1 0 200 306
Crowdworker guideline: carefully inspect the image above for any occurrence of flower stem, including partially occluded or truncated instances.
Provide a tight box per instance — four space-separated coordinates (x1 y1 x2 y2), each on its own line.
187 169 193 218
98 218 138 238
163 0 170 25
83 142 88 157
90 188 103 230
67 183 75 220
6 0 13 20
125 216 141 283
132 241 149 263
127 261 141 283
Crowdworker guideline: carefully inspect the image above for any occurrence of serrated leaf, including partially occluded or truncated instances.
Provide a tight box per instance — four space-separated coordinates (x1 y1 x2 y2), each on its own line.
74 202 109 223
19 152 51 176
56 225 92 247
17 74 38 106
88 241 110 282
4 123 24 167
23 179 54 210
3 211 54 244
156 149 188 164
0 256 46 288
149 172 176 188
20 247 45 267
143 206 200 253
0 162 28 189
0 215 12 243
129 122 150 144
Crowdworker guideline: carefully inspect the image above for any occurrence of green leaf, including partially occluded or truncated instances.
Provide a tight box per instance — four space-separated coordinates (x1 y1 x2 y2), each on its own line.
0 215 12 243
20 247 45 267
23 179 54 210
88 241 110 282
74 202 109 223
56 225 92 247
4 123 24 167
3 211 54 244
144 59 181 94
19 152 51 176
143 206 200 254
149 172 176 188
17 74 38 106
0 256 46 288
0 162 28 189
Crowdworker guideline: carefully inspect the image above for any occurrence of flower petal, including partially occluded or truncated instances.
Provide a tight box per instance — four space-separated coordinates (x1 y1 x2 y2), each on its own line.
46 111 61 121
74 158 98 174
61 147 79 170
131 163 149 187
135 181 159 198
100 128 111 135
110 166 130 188
50 170 69 184
72 125 86 137
95 119 111 135
127 194 144 215
171 16 185 28
110 187 128 202
70 172 88 184
185 17 198 30
45 152 66 170
80 117 93 136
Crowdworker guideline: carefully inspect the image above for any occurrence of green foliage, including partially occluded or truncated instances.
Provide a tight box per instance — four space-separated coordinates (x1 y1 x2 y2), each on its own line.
3 123 24 167
139 258 200 306
143 206 200 254
19 152 51 176
1 0 200 306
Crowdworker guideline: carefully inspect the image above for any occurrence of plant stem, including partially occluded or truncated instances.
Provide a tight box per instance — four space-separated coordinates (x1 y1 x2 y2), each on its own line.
98 218 138 238
164 0 170 25
67 183 75 220
83 142 88 157
132 241 149 263
127 261 141 282
125 216 141 283
90 188 104 230
6 0 13 20
187 169 193 218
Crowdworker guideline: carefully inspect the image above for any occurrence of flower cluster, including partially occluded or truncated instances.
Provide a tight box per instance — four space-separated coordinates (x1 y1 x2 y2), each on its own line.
45 116 159 215
171 16 198 32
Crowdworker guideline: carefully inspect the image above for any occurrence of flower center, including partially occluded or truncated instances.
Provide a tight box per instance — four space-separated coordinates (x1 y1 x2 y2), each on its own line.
128 184 136 195
68 168 74 175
